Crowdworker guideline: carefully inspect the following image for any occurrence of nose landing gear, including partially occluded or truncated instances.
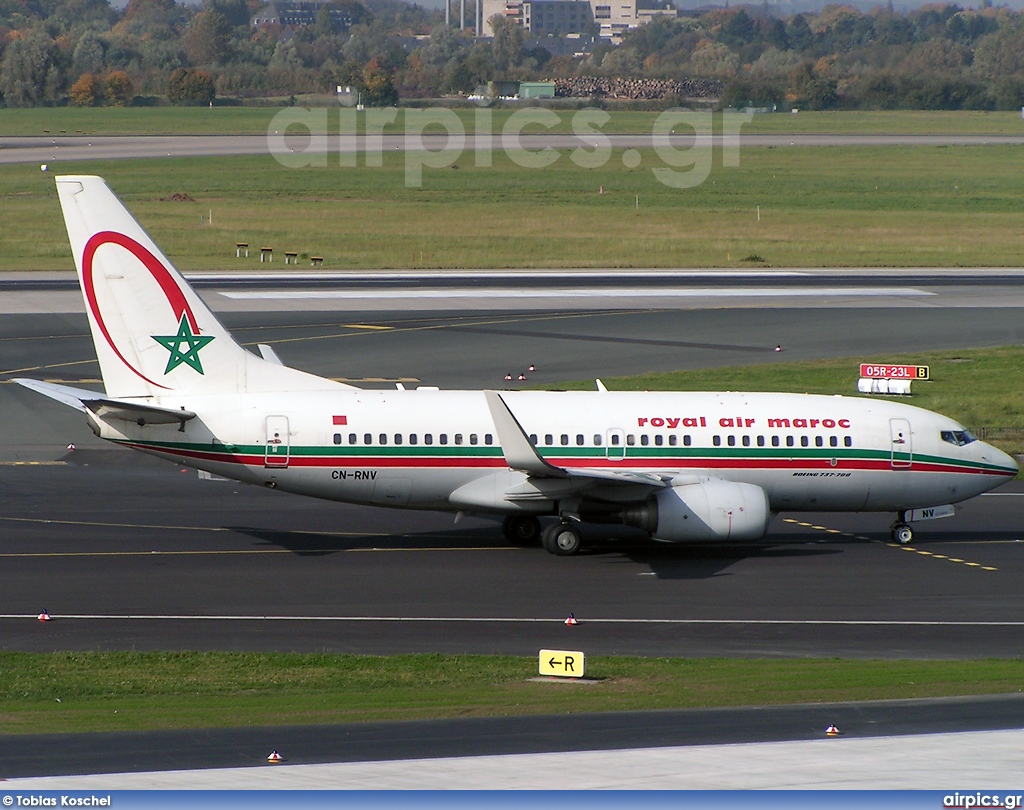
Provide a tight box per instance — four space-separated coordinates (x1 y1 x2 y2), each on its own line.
890 522 914 545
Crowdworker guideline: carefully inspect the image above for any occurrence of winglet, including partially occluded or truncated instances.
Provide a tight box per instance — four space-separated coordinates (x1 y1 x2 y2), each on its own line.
484 391 568 478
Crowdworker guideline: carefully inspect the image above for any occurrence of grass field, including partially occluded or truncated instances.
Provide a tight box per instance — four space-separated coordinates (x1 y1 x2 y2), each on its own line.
2 652 1023 734
4 107 1024 136
4 143 1024 271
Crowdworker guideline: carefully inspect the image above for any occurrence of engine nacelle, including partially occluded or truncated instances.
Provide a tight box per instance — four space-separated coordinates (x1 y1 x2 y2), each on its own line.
623 480 771 542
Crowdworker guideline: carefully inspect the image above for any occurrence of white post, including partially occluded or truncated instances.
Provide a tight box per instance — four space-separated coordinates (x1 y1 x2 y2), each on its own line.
446 0 449 26
460 0 465 29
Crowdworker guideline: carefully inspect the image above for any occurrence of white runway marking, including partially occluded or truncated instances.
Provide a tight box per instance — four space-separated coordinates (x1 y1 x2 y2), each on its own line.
2 614 1021 626
221 287 934 301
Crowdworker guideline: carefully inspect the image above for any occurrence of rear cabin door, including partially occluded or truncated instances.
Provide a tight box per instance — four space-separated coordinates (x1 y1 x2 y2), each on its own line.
889 418 912 469
265 415 290 468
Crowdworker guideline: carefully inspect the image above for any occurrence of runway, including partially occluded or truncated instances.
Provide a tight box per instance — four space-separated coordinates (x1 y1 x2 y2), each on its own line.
2 448 1024 658
6 268 1024 314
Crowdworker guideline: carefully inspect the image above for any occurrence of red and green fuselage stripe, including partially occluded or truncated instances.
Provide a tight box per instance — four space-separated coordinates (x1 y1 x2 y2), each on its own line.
114 438 1018 478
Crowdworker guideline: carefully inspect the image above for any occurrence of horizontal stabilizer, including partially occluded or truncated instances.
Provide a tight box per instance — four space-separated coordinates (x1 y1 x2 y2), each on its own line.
85 399 196 426
13 378 90 412
14 378 195 426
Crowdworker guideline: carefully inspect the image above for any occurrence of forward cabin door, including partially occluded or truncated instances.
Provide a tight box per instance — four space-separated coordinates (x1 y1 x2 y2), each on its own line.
889 418 912 469
265 415 290 468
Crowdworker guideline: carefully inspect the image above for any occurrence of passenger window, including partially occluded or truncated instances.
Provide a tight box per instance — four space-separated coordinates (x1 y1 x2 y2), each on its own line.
545 434 553 446
626 434 635 446
801 436 809 447
713 435 721 447
830 436 838 447
529 434 537 445
394 434 403 445
576 434 585 446
610 435 620 445
757 435 765 447
349 433 357 445
409 434 417 445
786 436 794 447
771 435 780 447
425 434 433 445
333 433 342 445
485 434 493 445
815 436 823 447
470 434 478 445
742 435 750 447
654 435 664 446
455 434 464 445
439 434 448 445
681 435 690 446
561 434 569 446
727 435 736 447
364 433 372 444
593 434 603 446
379 433 387 445
844 436 852 447
640 435 649 446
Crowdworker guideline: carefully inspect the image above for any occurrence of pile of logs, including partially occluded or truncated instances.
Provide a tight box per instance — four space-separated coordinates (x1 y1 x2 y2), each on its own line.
550 76 722 100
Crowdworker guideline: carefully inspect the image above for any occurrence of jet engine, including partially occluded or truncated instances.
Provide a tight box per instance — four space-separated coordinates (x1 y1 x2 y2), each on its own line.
620 479 771 542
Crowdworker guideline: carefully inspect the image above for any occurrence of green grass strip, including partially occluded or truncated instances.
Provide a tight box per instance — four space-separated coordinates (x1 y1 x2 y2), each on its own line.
1 652 1023 735
6 143 1024 271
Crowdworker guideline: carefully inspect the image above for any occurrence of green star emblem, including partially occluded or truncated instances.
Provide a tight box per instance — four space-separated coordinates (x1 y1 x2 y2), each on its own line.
152 314 215 375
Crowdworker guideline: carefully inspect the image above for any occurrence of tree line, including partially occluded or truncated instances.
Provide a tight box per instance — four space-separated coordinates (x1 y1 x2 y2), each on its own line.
4 0 1024 109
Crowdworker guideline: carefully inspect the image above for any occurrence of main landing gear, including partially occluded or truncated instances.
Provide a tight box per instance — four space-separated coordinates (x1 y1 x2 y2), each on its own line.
502 516 583 555
502 515 542 546
541 521 582 556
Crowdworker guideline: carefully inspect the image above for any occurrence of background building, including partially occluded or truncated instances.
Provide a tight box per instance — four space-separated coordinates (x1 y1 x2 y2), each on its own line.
482 0 674 40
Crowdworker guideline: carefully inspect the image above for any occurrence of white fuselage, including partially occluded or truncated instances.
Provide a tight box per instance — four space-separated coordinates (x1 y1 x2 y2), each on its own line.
90 388 1017 519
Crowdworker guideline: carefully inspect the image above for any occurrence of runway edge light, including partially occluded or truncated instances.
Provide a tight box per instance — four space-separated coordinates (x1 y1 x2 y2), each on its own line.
826 724 841 736
539 649 585 678
267 750 283 763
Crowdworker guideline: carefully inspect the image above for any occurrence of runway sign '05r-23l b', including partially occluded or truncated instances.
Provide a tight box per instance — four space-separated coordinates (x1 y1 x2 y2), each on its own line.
17 176 1019 555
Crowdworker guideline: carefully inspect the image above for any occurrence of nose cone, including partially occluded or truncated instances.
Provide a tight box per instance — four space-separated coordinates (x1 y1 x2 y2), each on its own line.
979 442 1018 482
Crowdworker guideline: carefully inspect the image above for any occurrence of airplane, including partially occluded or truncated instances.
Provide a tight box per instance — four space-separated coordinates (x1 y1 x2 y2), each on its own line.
16 175 1019 556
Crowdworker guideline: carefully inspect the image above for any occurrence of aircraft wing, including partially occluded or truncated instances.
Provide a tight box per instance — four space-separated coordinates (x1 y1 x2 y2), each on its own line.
484 390 670 490
14 379 196 426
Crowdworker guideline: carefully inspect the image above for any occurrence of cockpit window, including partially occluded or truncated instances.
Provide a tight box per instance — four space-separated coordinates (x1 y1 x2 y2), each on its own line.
940 430 978 447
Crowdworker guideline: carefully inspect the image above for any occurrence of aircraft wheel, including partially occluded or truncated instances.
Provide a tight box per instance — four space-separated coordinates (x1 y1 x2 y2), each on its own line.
502 515 542 546
891 524 914 545
542 522 582 556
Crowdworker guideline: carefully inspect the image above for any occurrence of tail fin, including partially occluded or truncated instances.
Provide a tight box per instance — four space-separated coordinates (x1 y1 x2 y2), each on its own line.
56 176 347 398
